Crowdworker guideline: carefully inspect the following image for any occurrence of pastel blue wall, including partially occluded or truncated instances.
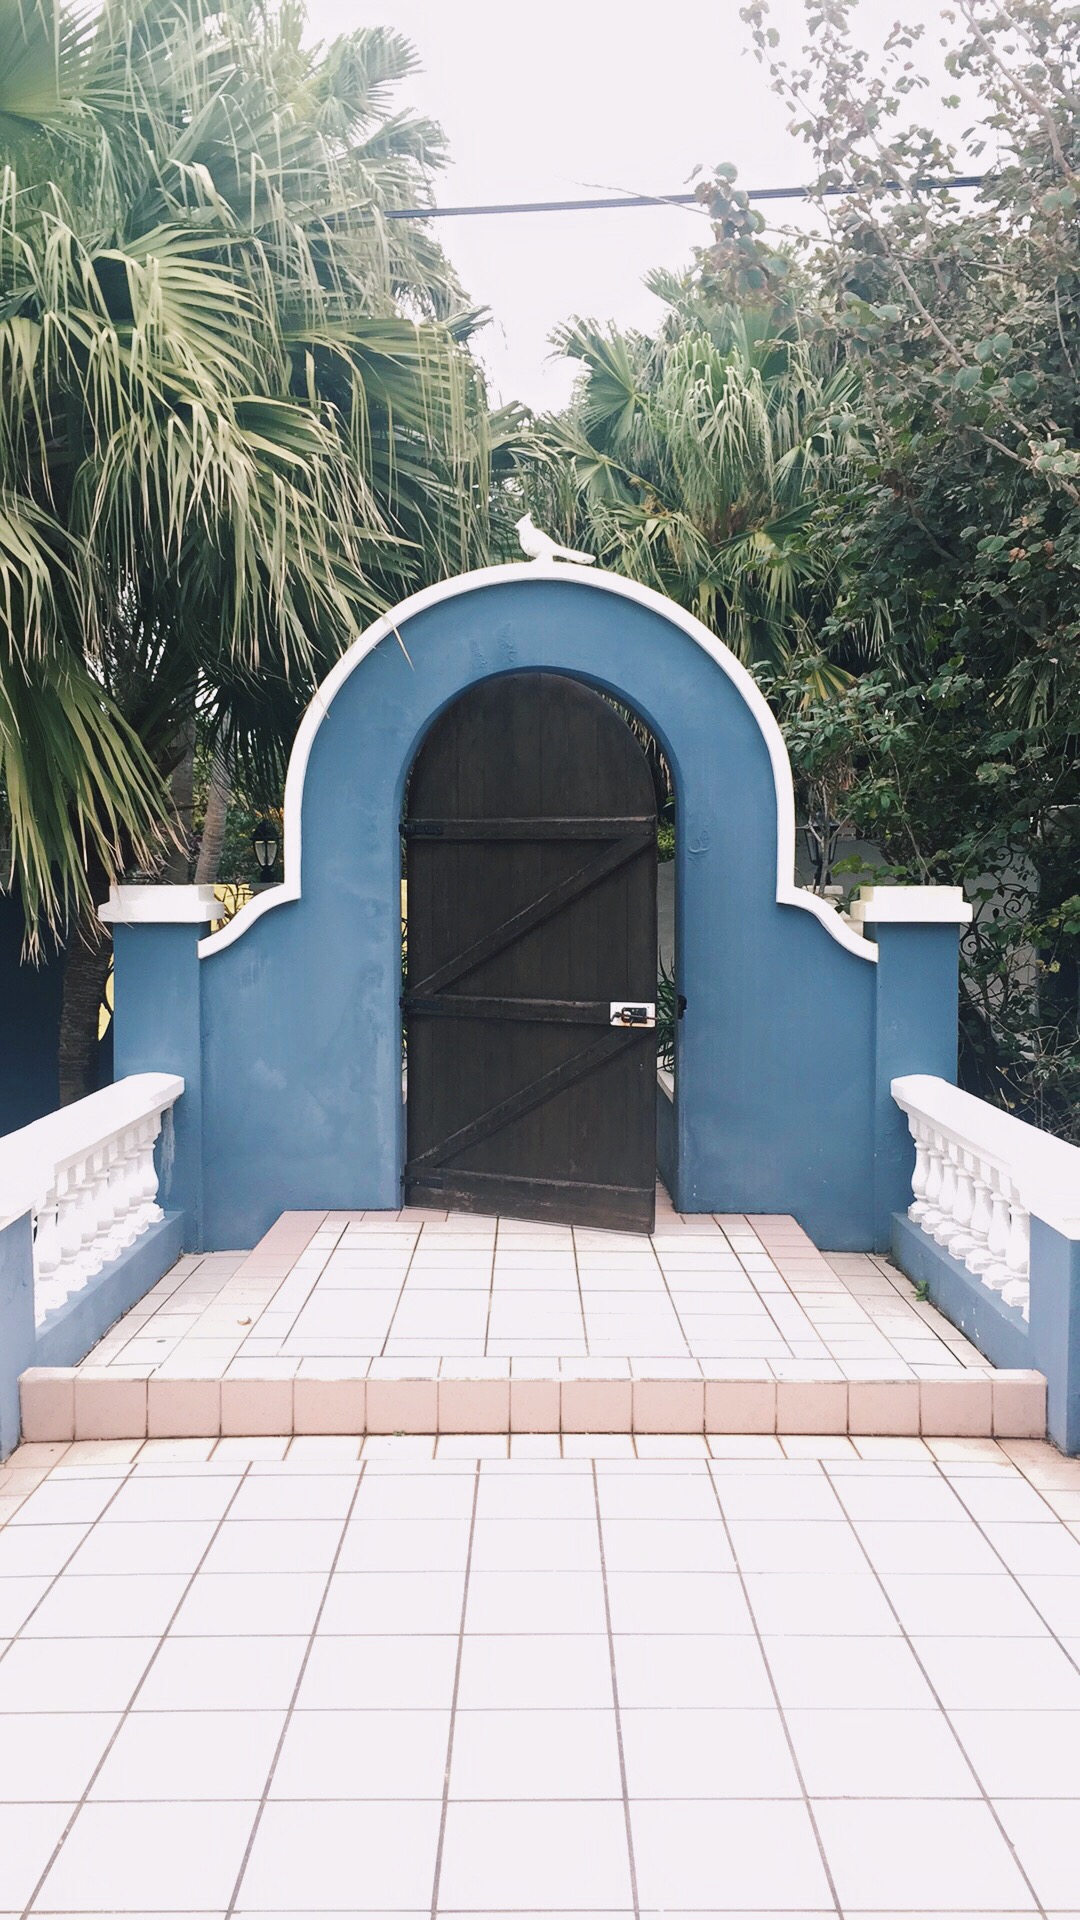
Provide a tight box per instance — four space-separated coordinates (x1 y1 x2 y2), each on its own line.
0 1214 35 1458
891 1210 1031 1372
108 573 964 1252
34 1214 186 1371
1 1207 187 1459
892 1209 1080 1454
112 923 208 1241
1028 1219 1080 1455
867 923 962 1237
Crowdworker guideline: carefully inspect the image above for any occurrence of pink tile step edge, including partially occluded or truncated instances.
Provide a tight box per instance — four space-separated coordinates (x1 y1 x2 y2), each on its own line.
18 1366 1047 1441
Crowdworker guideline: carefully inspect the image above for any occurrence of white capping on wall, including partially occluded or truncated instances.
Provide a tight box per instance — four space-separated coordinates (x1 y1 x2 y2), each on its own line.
893 1072 1080 1325
99 884 221 925
194 560 879 964
851 885 973 926
0 1074 185 1320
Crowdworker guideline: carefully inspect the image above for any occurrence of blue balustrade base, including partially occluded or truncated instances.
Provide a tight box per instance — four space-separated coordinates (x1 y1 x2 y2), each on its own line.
35 1212 186 1371
891 1210 1031 1372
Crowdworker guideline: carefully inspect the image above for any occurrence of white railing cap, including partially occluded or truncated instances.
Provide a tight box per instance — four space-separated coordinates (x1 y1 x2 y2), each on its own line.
851 885 973 926
893 1072 1080 1239
98 885 220 926
0 1073 184 1228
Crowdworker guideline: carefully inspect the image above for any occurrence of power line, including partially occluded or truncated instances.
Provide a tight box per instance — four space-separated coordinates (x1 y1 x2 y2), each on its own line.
383 177 985 221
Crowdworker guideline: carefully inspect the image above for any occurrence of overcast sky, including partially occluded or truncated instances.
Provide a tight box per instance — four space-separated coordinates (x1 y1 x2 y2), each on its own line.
305 0 970 410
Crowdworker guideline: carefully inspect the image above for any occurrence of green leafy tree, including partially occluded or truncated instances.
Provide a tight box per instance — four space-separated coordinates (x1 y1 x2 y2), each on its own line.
526 266 870 685
738 0 1080 1135
0 0 496 1094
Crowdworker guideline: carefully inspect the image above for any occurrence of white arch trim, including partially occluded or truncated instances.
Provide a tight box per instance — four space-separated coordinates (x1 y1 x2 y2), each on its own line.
199 561 876 963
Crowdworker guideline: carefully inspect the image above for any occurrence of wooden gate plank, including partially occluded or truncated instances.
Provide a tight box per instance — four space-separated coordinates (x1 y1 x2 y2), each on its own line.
405 1028 640 1173
408 827 653 999
406 815 655 840
402 995 611 1025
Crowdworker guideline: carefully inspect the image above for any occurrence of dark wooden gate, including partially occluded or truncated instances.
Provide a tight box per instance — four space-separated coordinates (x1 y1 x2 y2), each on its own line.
403 671 658 1231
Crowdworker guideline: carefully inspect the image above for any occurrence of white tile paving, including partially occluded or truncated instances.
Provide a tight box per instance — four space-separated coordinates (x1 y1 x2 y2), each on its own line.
81 1206 990 1378
0 1433 1079 1913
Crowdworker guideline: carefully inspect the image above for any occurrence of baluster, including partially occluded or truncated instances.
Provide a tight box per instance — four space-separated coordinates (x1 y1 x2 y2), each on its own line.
908 1121 931 1223
982 1179 1018 1291
141 1116 164 1228
67 1152 95 1280
932 1139 959 1245
33 1184 61 1286
999 1200 1031 1315
56 1163 86 1284
947 1150 978 1259
1005 1199 1030 1280
79 1146 111 1280
113 1125 144 1248
963 1162 995 1275
111 1128 142 1251
122 1119 160 1242
1001 1277 1031 1318
97 1133 127 1264
32 1185 63 1322
920 1131 946 1232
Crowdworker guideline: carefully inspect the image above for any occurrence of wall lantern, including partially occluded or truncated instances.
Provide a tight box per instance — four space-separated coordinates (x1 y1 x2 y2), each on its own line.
252 819 279 883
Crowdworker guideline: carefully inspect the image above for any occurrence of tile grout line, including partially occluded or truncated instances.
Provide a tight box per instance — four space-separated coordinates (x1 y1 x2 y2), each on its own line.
591 1458 641 1918
265 1216 348 1357
7 1454 145 1646
170 1250 272 1370
750 1249 822 1362
428 1459 481 1919
702 1453 845 1920
220 1453 370 1919
933 1464 1080 1683
651 1232 696 1361
377 1222 425 1358
571 1225 592 1358
483 1220 500 1358
172 1223 335 1374
822 1455 1050 1919
113 1256 207 1368
17 1450 259 1920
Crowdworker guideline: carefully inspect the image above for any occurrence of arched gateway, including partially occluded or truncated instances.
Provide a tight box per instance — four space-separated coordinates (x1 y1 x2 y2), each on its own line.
103 562 970 1252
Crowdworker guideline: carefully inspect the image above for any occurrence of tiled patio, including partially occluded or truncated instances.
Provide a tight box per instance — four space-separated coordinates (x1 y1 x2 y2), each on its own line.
1 1430 1080 1913
96 1208 986 1369
22 1199 1048 1441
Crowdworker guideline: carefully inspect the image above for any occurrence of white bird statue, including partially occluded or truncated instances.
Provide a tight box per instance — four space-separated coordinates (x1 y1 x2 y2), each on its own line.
515 513 596 565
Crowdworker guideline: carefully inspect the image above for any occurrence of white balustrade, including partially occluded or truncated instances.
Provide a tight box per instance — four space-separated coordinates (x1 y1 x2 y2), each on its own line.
893 1075 1080 1324
0 1075 183 1325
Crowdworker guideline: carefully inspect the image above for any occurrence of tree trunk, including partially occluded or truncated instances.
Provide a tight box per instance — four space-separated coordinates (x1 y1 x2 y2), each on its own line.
58 912 112 1106
56 719 198 1105
194 746 231 885
160 719 196 883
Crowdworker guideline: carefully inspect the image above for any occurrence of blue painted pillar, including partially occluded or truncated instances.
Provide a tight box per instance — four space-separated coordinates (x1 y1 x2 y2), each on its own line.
0 1213 35 1458
853 887 972 1252
101 886 218 1252
1029 1219 1080 1455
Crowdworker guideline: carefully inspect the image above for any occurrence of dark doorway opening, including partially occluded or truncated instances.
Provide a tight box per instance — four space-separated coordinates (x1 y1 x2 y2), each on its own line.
403 671 658 1231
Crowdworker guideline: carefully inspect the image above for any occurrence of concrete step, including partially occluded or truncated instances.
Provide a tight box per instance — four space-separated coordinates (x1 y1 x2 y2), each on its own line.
19 1360 1046 1443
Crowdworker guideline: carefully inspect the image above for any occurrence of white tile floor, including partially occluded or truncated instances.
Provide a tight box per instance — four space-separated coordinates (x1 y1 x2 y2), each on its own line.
1 1429 1080 1914
85 1205 989 1379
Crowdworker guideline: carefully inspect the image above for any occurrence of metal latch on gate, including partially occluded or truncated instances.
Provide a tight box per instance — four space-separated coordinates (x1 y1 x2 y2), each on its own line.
610 1001 656 1028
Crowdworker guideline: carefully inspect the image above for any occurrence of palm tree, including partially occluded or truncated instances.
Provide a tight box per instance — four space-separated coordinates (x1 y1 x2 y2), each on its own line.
530 282 867 680
0 0 495 1094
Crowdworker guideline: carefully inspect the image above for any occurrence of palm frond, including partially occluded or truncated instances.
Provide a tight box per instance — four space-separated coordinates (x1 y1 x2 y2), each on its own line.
0 0 497 942
535 297 866 672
